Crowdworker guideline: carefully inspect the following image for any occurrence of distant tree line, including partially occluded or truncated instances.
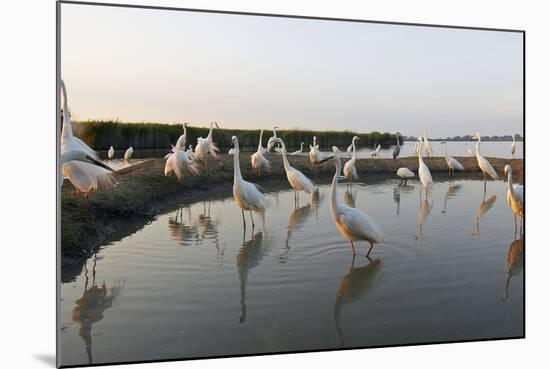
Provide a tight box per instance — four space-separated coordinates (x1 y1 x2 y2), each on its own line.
72 120 403 150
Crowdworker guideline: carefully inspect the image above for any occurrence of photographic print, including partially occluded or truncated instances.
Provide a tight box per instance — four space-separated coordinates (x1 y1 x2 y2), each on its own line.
58 1 524 367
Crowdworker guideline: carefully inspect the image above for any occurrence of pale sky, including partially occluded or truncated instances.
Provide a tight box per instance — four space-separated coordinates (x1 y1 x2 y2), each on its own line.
61 3 523 137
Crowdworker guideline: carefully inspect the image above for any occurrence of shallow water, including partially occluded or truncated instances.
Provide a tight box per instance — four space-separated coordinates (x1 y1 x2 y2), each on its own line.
59 176 524 366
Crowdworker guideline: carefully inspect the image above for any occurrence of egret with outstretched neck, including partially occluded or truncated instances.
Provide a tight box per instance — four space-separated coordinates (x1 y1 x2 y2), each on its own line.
175 123 189 150
274 138 315 206
343 136 360 185
290 142 304 156
266 126 279 152
231 136 269 229
318 154 384 257
472 132 498 194
195 122 220 163
392 133 401 159
511 134 517 158
417 137 433 197
251 129 271 175
504 164 524 231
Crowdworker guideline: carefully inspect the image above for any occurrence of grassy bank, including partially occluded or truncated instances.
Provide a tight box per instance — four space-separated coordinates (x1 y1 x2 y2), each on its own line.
72 120 402 151
61 153 523 281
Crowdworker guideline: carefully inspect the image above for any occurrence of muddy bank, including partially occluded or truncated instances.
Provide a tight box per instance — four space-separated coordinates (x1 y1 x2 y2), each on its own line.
61 154 523 280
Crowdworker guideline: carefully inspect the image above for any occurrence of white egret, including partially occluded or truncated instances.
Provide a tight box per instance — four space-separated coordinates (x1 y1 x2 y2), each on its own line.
108 146 114 160
231 136 269 229
441 141 464 176
417 137 433 195
274 138 315 205
195 121 220 163
504 164 524 228
124 147 133 162
343 136 360 184
250 129 271 175
309 136 323 165
175 123 189 150
370 144 381 157
318 154 383 257
397 167 415 185
472 132 499 182
266 126 279 152
346 143 353 153
60 80 115 194
164 145 200 181
186 144 195 161
290 142 304 156
414 141 420 156
332 146 342 153
392 133 401 159
511 134 517 158
423 129 433 157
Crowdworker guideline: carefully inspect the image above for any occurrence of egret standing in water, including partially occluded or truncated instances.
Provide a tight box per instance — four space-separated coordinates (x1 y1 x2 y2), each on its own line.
441 141 464 176
251 129 271 175
510 134 517 158
343 136 360 185
124 146 133 162
290 142 304 156
108 146 114 160
309 136 323 165
392 133 401 159
397 167 415 185
472 132 498 194
274 138 315 206
418 136 433 197
504 164 524 231
195 121 220 163
318 154 383 257
231 136 269 229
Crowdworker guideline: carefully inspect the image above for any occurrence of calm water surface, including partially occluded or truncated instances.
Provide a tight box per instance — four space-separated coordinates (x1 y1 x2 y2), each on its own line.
59 177 524 366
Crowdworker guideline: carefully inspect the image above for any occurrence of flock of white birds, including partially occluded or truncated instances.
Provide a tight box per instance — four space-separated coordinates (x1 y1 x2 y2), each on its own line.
60 79 524 257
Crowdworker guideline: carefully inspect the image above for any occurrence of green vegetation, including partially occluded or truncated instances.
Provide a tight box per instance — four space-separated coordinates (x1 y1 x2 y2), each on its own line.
72 120 402 150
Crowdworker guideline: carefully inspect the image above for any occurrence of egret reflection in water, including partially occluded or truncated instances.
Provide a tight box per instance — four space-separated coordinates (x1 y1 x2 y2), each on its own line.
237 231 268 323
344 189 356 208
501 236 524 303
443 182 462 212
334 257 383 346
473 195 497 238
417 190 433 244
71 257 125 365
282 203 314 261
167 207 197 246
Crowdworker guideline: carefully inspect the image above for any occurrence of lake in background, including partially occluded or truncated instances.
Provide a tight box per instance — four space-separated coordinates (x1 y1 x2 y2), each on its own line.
59 176 524 366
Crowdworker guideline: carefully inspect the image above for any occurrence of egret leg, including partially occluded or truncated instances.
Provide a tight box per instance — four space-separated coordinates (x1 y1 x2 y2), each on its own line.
241 210 246 229
350 240 356 256
249 211 255 230
366 241 374 258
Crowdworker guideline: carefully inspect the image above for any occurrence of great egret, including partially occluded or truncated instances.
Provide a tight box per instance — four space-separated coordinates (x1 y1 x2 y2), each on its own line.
318 154 383 257
510 134 517 158
266 126 279 152
346 143 353 153
231 136 269 229
414 141 420 156
397 167 415 185
290 142 304 156
195 121 220 163
504 164 524 229
370 144 381 157
309 136 323 165
60 80 115 194
274 138 315 205
392 133 401 159
343 136 360 184
250 129 271 175
472 132 499 183
332 146 342 153
108 146 114 160
175 123 189 150
423 129 433 157
441 141 465 175
124 146 133 162
417 137 433 193
164 145 200 182
186 144 195 161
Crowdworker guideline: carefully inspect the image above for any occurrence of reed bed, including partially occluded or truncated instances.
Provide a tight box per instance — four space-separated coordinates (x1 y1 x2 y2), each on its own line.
72 120 402 151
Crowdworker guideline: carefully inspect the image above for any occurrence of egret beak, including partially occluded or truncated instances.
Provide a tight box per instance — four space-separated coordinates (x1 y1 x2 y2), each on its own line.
316 155 334 165
86 155 115 172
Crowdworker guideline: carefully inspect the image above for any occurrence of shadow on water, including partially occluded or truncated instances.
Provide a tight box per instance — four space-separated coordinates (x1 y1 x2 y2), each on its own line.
333 257 383 347
237 231 268 324
70 256 125 365
501 235 524 303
